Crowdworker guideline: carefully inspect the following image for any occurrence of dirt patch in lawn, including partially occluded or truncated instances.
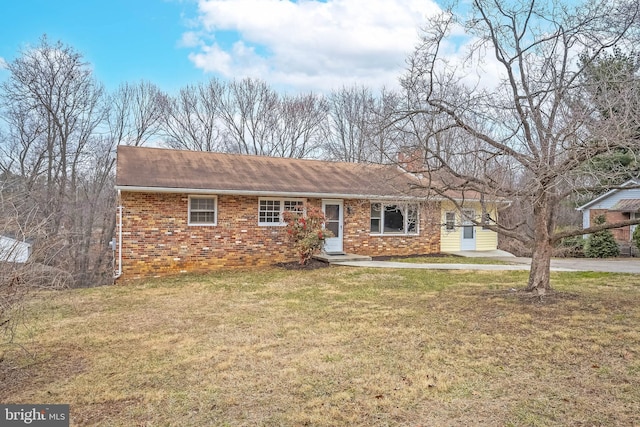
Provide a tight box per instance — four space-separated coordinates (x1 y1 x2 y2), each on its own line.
478 287 581 305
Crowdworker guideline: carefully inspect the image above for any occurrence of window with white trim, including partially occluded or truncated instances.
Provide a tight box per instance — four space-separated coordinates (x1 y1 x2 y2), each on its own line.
481 212 492 230
371 203 382 233
259 198 305 225
188 196 217 226
445 211 456 231
370 202 419 235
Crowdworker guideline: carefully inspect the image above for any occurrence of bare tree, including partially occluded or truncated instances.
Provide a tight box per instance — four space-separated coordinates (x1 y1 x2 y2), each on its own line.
324 85 407 164
216 78 280 155
400 0 640 293
0 176 71 348
161 80 224 152
325 85 375 162
579 48 640 184
162 77 327 158
0 36 161 287
62 81 166 285
108 81 164 147
1 36 105 237
368 88 405 164
270 92 328 158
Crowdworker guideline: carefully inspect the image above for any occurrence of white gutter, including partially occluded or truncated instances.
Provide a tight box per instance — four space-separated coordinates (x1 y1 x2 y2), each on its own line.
114 185 425 201
114 190 123 280
114 185 508 204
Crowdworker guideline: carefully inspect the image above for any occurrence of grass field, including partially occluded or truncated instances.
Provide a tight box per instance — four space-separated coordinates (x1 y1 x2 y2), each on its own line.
2 266 639 426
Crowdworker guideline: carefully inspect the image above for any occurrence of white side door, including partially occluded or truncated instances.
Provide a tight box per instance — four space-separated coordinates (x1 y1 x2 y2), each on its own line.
460 209 476 251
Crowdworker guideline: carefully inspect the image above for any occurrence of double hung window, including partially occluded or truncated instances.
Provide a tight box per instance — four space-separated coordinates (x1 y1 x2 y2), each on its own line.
445 212 456 231
481 212 492 230
188 196 217 226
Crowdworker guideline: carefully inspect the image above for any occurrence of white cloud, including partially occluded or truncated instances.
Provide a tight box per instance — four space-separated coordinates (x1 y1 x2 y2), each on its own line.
0 56 7 70
185 0 442 93
179 31 201 48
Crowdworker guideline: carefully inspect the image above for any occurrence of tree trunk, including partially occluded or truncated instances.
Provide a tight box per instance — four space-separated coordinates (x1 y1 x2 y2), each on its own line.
527 236 552 294
526 196 554 294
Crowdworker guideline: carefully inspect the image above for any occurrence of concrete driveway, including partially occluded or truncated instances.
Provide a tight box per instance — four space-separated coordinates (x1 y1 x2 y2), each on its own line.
333 250 640 274
333 260 545 271
504 257 640 274
455 250 640 274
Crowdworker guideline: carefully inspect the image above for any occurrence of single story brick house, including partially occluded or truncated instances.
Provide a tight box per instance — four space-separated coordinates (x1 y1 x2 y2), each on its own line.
577 179 640 242
114 146 501 280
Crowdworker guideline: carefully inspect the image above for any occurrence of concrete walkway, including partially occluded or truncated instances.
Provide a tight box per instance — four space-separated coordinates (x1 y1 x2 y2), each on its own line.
332 250 640 274
333 260 575 272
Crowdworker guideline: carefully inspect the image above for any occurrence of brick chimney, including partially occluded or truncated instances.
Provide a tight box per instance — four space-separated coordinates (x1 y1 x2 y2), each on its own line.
397 148 425 173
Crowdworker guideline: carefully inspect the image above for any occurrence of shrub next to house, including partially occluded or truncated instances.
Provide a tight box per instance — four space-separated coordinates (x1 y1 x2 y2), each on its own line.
282 205 333 265
633 224 640 253
584 215 620 258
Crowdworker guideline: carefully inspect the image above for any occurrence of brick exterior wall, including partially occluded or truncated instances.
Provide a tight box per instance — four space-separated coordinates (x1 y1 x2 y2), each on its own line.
342 199 441 256
117 192 442 280
590 209 631 241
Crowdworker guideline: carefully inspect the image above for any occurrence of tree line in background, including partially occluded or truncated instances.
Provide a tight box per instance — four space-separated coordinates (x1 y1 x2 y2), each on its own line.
0 36 406 293
0 0 639 298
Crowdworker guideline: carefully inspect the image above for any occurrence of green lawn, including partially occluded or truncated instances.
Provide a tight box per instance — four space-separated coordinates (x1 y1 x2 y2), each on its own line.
2 266 639 426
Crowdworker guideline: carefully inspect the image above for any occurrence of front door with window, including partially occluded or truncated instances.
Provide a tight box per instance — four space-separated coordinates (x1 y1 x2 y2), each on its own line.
322 200 343 253
460 209 476 250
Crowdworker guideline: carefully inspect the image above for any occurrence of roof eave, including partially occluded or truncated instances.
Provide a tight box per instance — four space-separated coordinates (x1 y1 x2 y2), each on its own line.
577 190 615 211
115 185 426 201
576 179 640 211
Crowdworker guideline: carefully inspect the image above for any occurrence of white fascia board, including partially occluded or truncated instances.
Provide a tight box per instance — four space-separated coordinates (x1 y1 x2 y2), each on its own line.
576 188 618 211
440 197 511 205
115 185 511 204
115 185 425 201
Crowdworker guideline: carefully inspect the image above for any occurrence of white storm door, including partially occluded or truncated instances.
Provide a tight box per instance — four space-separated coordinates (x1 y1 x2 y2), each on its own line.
460 209 476 250
322 200 343 253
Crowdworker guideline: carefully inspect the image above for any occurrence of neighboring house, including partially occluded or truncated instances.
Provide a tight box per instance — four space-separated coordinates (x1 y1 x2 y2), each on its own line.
0 235 32 263
577 179 640 242
114 146 502 280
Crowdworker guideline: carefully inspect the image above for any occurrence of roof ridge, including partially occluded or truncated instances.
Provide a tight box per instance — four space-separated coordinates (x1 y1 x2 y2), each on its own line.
117 145 390 168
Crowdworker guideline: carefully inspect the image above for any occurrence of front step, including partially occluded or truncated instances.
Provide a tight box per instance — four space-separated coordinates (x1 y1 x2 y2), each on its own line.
313 252 372 264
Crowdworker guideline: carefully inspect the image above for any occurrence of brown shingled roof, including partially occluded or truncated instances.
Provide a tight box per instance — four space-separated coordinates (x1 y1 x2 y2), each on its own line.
115 146 427 199
610 199 640 212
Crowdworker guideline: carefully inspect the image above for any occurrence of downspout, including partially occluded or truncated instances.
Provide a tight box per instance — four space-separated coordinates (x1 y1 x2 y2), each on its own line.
114 189 123 280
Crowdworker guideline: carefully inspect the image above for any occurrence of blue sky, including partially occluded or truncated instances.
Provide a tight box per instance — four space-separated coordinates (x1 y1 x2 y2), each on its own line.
0 0 203 93
0 0 442 94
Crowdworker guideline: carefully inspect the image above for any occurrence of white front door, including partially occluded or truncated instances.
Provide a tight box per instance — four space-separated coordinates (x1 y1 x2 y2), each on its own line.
460 209 476 251
322 200 343 253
